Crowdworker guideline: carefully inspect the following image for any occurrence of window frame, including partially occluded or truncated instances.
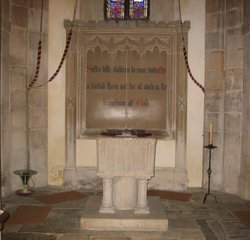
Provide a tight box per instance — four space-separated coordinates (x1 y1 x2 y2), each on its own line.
104 0 150 21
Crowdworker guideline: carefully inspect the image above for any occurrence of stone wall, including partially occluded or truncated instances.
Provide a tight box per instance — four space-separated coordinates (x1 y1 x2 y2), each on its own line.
1 0 11 195
240 0 250 199
204 0 244 196
1 0 48 195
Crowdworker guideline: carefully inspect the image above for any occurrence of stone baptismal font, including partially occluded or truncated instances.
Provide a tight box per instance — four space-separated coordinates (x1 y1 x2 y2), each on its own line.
97 133 156 214
81 131 168 231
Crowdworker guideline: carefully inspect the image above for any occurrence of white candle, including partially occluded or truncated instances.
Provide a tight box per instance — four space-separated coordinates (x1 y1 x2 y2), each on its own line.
209 123 213 145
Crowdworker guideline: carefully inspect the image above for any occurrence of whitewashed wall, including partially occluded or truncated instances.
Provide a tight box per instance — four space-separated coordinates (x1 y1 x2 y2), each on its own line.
48 0 75 185
181 0 205 187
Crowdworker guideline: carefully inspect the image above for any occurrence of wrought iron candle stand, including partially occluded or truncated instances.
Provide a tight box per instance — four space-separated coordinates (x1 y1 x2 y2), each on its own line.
203 144 217 204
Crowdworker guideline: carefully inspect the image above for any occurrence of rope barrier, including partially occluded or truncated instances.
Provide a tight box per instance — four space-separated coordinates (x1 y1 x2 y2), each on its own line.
28 0 78 90
27 0 44 90
34 29 73 89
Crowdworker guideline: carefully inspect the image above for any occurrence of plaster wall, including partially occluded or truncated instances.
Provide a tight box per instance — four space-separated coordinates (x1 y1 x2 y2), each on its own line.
181 0 205 187
48 0 205 188
240 0 250 199
48 0 75 185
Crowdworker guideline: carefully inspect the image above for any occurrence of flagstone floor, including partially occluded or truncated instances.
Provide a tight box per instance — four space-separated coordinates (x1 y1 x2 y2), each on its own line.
1 187 250 240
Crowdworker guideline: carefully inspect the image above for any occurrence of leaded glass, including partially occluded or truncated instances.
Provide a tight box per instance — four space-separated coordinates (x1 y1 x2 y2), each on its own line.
105 0 126 19
129 0 148 20
104 0 149 20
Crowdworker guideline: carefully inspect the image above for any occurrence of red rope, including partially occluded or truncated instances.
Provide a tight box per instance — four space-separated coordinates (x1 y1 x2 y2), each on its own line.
48 29 72 83
27 40 42 90
27 0 44 91
29 27 73 90
183 45 205 94
178 0 205 94
28 0 78 90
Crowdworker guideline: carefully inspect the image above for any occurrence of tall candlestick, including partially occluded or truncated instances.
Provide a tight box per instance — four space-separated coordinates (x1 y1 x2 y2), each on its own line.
209 123 213 145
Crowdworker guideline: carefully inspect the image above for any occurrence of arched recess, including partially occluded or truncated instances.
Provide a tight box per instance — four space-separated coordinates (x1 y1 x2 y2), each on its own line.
64 20 189 190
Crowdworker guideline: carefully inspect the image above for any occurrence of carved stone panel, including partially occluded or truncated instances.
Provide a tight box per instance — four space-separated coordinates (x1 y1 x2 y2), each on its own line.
97 137 156 178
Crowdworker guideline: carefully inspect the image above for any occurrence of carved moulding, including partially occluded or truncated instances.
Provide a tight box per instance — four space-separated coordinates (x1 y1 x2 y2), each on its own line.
48 166 64 186
82 35 171 57
64 20 191 138
97 137 156 178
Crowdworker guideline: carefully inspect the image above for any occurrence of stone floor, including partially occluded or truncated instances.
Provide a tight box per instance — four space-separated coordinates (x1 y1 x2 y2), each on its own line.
1 187 250 240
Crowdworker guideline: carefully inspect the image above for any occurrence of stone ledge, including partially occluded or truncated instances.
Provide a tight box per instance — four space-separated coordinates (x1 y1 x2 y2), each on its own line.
242 22 250 35
64 19 190 31
81 196 168 232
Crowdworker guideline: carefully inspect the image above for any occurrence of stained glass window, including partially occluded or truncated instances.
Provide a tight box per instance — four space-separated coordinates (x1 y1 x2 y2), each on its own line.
105 0 126 19
104 0 149 20
129 0 148 20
